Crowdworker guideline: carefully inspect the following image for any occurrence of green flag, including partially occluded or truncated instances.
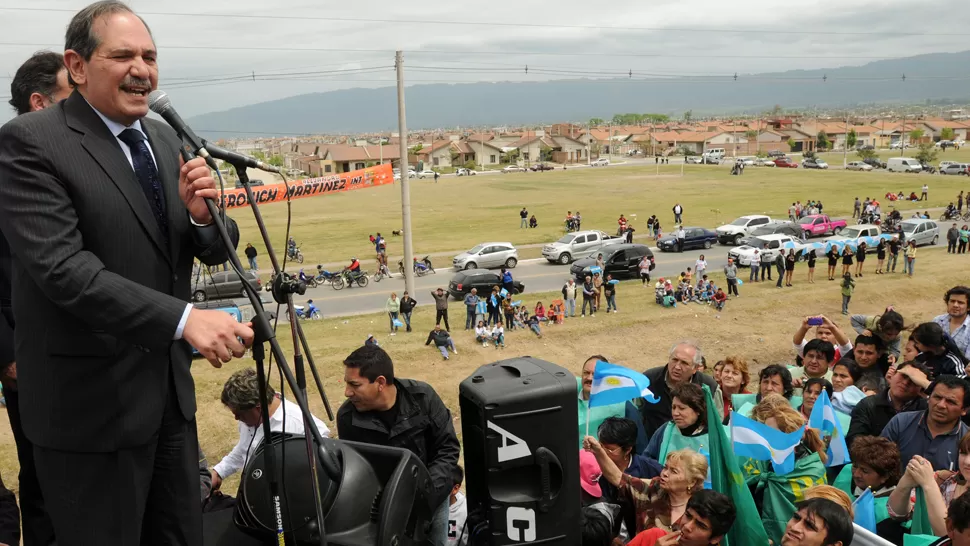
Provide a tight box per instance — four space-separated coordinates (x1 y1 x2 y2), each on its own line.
703 385 769 546
912 487 934 535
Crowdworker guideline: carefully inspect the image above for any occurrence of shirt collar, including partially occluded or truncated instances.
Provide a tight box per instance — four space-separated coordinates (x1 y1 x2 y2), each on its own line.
84 95 146 139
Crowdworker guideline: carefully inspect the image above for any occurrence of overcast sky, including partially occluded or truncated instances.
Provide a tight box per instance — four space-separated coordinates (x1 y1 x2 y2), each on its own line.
1 0 967 124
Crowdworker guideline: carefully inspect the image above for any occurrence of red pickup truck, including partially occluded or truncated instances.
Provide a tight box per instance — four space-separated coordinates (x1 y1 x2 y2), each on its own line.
799 214 847 237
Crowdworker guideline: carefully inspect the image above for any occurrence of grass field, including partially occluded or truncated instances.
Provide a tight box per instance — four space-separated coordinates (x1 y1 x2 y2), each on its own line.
3 160 970 498
234 149 970 269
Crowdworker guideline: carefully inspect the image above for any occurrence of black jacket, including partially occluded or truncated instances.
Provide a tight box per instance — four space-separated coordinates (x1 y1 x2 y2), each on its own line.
425 330 451 347
399 296 417 314
846 388 927 448
0 472 18 546
639 365 722 442
336 379 460 508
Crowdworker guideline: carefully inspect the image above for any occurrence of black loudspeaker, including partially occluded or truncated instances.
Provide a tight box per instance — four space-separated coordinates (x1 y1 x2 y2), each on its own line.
459 357 580 545
234 433 434 546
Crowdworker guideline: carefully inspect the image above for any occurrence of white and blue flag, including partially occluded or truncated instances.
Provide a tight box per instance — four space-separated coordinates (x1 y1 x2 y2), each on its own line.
589 361 660 407
730 411 804 475
808 389 850 467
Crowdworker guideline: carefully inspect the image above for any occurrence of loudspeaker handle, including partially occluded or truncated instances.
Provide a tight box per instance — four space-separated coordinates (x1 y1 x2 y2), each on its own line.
534 447 559 513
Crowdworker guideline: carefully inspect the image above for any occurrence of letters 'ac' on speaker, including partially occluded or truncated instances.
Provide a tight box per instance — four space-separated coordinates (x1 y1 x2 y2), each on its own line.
459 357 580 545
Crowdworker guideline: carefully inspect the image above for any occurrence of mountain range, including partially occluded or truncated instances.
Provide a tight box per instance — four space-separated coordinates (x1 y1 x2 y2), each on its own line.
187 50 970 137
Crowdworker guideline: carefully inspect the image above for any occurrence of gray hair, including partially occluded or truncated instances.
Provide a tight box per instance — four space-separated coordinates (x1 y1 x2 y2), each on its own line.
221 368 275 410
669 340 704 366
65 1 153 84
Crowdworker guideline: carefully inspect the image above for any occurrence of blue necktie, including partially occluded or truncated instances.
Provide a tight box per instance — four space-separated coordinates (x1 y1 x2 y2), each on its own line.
118 128 168 243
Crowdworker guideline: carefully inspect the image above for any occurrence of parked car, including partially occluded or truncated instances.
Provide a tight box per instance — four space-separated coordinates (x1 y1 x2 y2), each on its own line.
899 219 940 246
886 157 922 173
801 158 829 169
862 157 886 169
936 140 954 148
940 161 958 171
541 230 626 264
234 179 265 189
191 270 261 302
767 150 787 158
657 227 718 252
591 158 610 166
448 269 524 300
570 244 654 280
502 165 526 173
716 215 773 245
728 234 806 267
773 157 798 168
824 224 886 250
739 221 804 246
799 215 847 238
846 161 873 171
417 169 437 179
453 242 518 270
941 163 970 176
530 163 555 171
685 156 703 164
754 157 777 167
736 156 757 166
456 168 478 176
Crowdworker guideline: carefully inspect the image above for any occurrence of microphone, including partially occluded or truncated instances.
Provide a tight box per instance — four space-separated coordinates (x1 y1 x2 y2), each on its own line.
148 90 281 174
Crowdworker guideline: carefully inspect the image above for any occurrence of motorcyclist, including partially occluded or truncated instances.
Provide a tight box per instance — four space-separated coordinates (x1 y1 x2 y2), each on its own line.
304 299 318 319
287 237 298 258
945 202 957 219
299 268 309 283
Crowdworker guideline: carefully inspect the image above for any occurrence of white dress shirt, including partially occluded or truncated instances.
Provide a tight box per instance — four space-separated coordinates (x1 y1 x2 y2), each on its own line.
88 103 193 340
213 397 331 480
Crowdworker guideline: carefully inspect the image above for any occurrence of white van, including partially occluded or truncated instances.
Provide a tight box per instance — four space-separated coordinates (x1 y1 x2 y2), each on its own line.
887 157 922 173
703 148 725 159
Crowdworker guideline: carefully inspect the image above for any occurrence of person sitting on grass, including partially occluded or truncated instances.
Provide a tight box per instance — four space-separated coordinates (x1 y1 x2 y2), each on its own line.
474 320 490 347
490 323 505 349
534 301 546 321
712 287 727 311
525 313 543 338
425 324 457 360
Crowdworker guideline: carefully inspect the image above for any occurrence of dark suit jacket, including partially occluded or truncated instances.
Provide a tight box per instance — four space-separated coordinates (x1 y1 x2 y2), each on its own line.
0 91 239 452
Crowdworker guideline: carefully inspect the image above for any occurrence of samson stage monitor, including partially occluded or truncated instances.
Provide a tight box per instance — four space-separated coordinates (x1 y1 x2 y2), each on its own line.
459 357 580 545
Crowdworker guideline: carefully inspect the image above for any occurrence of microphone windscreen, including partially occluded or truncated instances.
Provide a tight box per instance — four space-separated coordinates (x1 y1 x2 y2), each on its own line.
148 90 171 114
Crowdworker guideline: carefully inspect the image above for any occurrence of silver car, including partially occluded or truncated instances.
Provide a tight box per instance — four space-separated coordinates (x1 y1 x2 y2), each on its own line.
900 219 940 246
453 242 518 270
191 270 262 302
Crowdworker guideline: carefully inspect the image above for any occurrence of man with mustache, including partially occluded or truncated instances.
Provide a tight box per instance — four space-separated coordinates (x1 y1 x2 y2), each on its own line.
1 50 73 546
0 2 253 544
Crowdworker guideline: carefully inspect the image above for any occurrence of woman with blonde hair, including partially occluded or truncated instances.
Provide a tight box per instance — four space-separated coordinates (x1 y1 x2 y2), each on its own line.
743 398 828 545
585 437 708 536
718 356 751 422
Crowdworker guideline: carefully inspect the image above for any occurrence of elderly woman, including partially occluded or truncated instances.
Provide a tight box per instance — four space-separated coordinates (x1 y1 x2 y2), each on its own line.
585 438 708 536
744 397 828 545
644 384 709 463
889 430 970 537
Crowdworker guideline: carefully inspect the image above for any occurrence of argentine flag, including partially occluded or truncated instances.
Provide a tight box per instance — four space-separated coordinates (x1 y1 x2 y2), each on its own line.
853 488 877 533
589 361 660 407
808 390 850 467
730 411 804 475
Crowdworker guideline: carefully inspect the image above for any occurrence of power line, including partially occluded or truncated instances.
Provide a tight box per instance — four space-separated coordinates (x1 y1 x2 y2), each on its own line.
1 7 964 37
0 41 924 60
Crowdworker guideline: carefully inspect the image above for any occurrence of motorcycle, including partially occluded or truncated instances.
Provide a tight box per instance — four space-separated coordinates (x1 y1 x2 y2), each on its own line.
298 269 317 288
941 209 962 221
288 302 321 321
287 246 304 264
332 268 369 290
313 266 340 286
858 212 881 226
398 256 435 277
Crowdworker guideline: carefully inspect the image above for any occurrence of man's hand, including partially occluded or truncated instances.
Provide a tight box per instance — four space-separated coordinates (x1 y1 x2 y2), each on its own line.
897 365 930 389
657 531 682 546
210 469 222 492
179 156 219 225
182 308 254 368
792 377 805 389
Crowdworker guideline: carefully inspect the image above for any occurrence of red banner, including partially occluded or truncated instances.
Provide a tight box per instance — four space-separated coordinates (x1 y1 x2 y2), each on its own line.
220 164 394 209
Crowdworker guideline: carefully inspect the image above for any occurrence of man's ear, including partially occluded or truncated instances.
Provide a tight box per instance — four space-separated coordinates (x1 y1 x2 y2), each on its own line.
710 536 724 545
63 49 86 86
376 376 387 388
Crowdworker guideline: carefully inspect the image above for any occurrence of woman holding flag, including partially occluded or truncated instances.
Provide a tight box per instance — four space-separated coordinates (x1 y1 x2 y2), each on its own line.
830 436 905 542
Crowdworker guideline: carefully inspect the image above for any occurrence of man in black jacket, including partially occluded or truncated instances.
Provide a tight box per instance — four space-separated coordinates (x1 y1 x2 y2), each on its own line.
639 341 723 442
337 345 460 546
846 360 929 448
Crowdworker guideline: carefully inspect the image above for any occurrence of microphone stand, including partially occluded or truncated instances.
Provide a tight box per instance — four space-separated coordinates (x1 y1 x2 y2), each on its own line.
183 144 335 545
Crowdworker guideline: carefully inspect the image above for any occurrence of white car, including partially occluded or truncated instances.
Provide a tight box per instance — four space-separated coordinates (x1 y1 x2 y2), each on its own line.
754 157 776 167
736 156 756 166
716 215 773 246
456 168 477 176
502 165 526 173
846 161 873 171
417 169 437 179
591 158 610 166
940 161 958 171
453 242 518 270
824 224 886 250
727 234 806 266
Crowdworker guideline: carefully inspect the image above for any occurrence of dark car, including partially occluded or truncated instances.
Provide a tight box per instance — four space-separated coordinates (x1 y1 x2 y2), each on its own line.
447 269 524 300
570 244 654 280
862 157 886 169
767 150 787 158
530 163 555 171
739 221 803 246
657 227 718 252
191 270 262 302
233 179 265 189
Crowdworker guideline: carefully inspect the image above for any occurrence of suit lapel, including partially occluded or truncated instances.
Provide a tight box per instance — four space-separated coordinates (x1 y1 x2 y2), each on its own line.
65 92 172 267
142 120 182 265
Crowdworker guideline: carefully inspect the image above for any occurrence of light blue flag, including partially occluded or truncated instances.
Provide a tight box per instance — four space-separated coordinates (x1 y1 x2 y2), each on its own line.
589 361 659 408
808 390 851 467
730 411 804 475
590 265 603 274
392 318 404 327
853 488 877 533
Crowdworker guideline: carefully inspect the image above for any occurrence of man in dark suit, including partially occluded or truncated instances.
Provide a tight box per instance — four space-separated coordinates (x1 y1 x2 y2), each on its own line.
0 2 255 544
1 50 72 546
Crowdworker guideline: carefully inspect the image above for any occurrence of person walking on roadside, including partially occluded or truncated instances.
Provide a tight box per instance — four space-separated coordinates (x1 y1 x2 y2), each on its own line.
905 240 917 277
562 278 578 317
640 254 654 285
672 203 684 224
520 207 528 228
245 243 258 271
920 183 928 201
385 292 401 335
399 291 417 332
695 254 707 280
775 251 786 288
852 197 861 219
948 223 960 254
887 237 901 273
603 274 618 313
433 171 440 183
463 288 479 330
432 288 451 331
724 259 740 297
750 250 761 282
581 275 596 317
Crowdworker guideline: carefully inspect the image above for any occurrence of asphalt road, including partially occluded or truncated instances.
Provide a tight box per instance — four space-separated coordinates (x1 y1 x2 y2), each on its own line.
234 245 718 318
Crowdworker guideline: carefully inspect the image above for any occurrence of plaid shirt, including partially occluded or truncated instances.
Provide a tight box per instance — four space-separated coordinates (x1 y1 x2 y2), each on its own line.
934 313 970 361
619 474 671 535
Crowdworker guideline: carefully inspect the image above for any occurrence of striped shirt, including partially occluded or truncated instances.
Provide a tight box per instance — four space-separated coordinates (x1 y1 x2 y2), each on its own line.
934 313 970 362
